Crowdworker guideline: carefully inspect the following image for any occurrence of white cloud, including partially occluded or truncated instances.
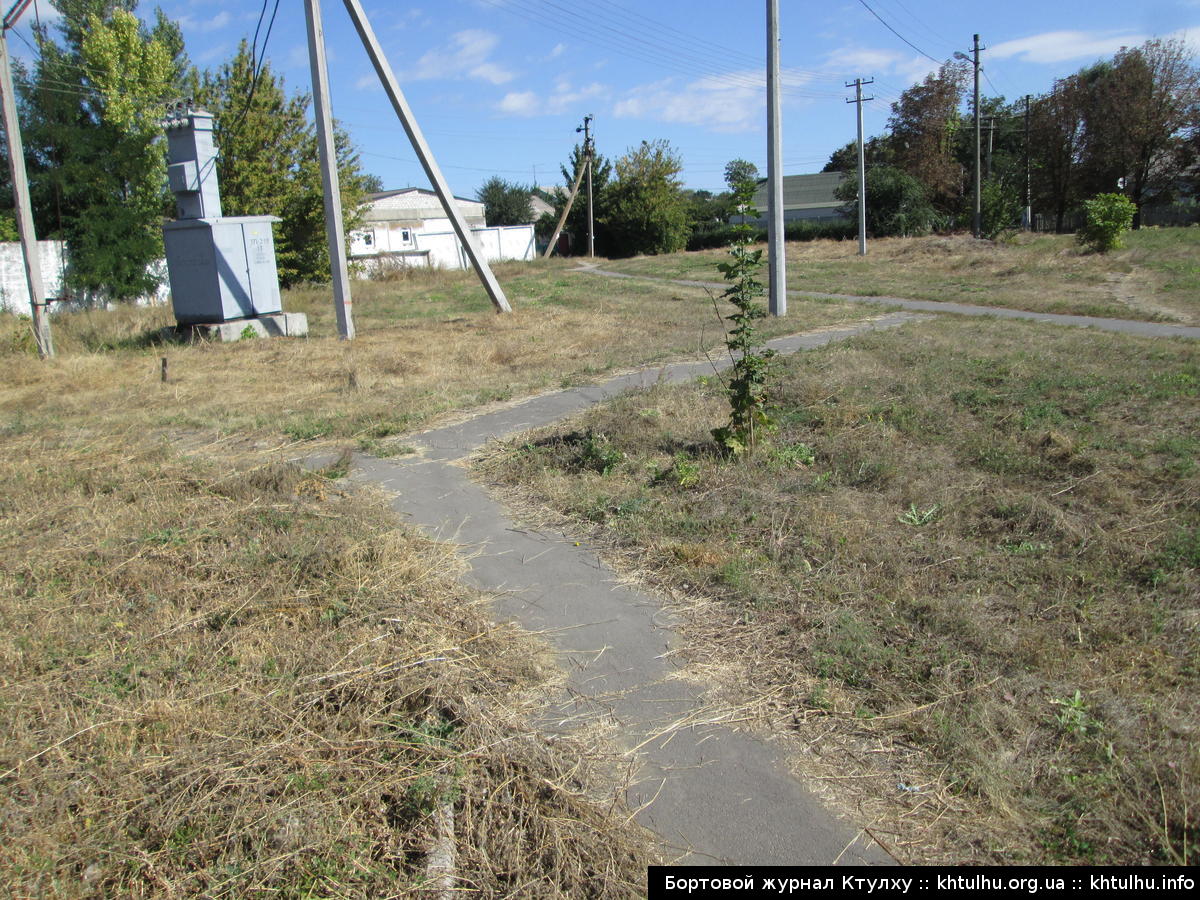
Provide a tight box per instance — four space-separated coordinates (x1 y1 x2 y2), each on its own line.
989 29 1149 64
177 11 232 33
547 43 566 60
411 29 514 85
496 81 606 117
611 68 812 133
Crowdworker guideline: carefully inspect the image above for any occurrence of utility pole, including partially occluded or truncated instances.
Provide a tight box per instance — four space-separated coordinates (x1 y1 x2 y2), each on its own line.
1023 94 1032 230
577 114 594 257
304 0 355 339
766 0 785 316
1 0 52 358
972 34 983 239
846 77 873 257
542 145 586 259
341 0 510 312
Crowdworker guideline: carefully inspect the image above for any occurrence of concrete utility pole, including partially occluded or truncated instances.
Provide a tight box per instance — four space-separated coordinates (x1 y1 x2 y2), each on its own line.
577 114 594 257
766 0 785 316
972 34 983 238
304 0 355 339
986 116 994 180
1023 94 1032 230
341 0 511 313
1 0 52 358
846 77 874 257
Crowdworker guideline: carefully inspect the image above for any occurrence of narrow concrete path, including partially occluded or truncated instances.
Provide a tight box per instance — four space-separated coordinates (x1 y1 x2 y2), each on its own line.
579 264 1200 340
340 315 919 867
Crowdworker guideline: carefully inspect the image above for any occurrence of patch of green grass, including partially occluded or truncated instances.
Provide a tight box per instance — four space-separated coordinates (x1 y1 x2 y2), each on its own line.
478 314 1200 865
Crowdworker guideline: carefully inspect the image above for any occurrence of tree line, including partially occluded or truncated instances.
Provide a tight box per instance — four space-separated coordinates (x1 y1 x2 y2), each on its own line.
824 38 1200 238
1 0 379 303
478 145 762 258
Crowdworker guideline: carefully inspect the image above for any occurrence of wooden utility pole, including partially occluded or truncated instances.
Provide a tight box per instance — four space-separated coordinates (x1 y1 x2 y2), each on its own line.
542 154 586 259
1 1 52 358
341 0 511 313
846 77 873 257
766 0 785 316
304 0 355 339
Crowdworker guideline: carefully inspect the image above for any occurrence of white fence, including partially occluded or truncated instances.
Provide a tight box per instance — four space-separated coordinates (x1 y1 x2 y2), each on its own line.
0 241 66 314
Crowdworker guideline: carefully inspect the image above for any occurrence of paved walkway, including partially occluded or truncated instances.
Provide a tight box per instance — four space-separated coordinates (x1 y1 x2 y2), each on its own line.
339 315 920 867
579 263 1200 340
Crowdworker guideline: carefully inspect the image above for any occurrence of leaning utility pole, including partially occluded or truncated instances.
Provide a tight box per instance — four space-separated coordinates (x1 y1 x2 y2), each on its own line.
766 0 785 316
1 1 52 358
542 148 586 259
972 34 983 239
846 77 873 256
304 0 355 339
1023 95 1032 230
342 0 510 313
577 114 594 257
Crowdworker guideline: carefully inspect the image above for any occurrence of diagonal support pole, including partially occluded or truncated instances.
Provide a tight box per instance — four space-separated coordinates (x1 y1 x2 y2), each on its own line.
304 0 355 339
341 0 511 313
542 156 586 259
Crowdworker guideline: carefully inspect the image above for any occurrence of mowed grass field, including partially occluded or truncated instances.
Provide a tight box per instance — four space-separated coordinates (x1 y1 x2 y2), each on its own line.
477 314 1199 865
1 231 1196 887
602 228 1200 325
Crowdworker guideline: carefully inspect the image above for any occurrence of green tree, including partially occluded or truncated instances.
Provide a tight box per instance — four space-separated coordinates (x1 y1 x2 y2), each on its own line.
888 61 970 213
477 177 533 226
195 42 375 286
603 139 689 258
835 166 939 237
21 1 186 301
549 143 612 255
723 158 759 192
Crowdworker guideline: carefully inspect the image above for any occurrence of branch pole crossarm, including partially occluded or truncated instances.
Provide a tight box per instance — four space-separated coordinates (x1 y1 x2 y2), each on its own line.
1 3 53 357
543 156 586 259
341 0 511 313
304 0 355 339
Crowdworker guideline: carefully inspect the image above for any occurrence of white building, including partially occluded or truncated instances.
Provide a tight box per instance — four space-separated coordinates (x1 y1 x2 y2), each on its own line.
349 188 535 270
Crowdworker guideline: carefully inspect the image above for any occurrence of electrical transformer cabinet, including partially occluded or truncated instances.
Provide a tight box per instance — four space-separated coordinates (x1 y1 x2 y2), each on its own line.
163 216 283 324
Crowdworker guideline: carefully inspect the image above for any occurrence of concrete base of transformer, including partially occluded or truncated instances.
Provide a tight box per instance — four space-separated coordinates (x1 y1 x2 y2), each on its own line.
163 312 308 342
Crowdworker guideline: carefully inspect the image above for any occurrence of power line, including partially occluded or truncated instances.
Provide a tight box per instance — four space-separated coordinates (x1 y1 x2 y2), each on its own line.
855 0 943 66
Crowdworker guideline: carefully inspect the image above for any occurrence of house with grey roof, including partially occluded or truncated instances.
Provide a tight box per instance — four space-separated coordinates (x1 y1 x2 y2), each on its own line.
739 173 848 224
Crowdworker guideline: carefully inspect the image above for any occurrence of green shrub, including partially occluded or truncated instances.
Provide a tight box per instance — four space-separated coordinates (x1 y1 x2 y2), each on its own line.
1077 193 1137 253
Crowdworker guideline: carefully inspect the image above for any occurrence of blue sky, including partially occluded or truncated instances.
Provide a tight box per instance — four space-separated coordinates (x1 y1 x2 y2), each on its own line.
10 1 1200 195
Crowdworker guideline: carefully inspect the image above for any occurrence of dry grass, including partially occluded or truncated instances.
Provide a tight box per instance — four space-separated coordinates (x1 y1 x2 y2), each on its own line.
601 229 1200 325
476 315 1200 865
0 260 867 457
0 433 659 896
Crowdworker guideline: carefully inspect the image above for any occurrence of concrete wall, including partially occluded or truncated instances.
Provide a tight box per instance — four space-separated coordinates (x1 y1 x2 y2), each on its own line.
355 224 536 274
0 241 66 314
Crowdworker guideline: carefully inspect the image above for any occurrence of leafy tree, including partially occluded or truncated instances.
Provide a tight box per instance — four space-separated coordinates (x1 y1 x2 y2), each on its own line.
723 159 759 192
195 42 374 286
888 61 970 213
822 136 893 174
20 1 186 301
682 188 732 232
834 166 939 237
602 139 689 257
1030 77 1088 232
548 143 612 255
477 176 533 226
1077 39 1200 225
980 178 1022 239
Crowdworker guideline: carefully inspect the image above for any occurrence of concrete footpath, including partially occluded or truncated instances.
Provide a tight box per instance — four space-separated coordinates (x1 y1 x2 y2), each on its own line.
339 315 920 866
580 264 1200 340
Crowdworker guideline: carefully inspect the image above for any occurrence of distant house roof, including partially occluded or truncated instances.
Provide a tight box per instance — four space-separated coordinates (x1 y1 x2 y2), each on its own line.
751 173 845 212
362 188 485 224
